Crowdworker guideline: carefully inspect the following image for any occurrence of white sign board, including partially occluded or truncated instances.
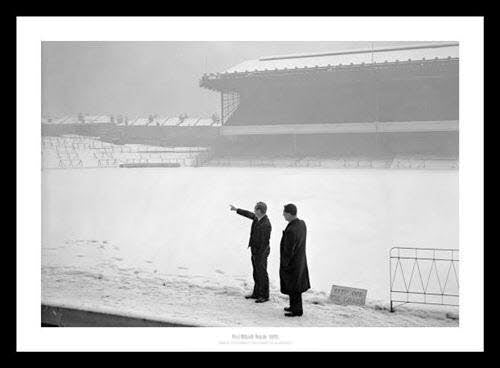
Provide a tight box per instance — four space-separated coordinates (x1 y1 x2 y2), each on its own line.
329 285 367 306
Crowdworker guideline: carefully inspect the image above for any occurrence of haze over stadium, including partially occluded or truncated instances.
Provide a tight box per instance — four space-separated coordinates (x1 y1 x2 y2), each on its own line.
42 41 455 117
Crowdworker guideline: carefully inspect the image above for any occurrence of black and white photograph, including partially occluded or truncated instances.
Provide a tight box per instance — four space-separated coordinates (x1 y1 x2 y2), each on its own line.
17 17 484 352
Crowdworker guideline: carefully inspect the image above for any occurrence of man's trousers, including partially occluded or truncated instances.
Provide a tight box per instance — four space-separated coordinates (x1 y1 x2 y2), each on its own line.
251 250 269 299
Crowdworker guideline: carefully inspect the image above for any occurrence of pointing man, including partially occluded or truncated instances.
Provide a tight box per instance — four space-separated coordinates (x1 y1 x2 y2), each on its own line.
280 204 310 317
230 202 272 303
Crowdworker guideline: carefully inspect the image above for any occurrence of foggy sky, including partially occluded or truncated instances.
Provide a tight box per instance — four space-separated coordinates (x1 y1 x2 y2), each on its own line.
42 41 437 118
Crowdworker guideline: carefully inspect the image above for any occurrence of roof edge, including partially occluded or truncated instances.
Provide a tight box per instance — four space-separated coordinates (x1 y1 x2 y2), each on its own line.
259 42 459 62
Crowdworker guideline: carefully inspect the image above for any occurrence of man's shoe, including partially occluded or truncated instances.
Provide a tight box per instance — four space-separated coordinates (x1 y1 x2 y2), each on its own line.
255 297 269 303
284 307 292 312
284 311 303 317
245 294 258 299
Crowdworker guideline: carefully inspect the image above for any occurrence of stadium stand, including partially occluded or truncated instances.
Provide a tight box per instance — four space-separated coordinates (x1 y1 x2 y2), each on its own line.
199 43 459 168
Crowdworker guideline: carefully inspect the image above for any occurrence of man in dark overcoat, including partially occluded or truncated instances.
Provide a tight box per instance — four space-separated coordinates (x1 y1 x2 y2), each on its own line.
279 203 310 317
230 202 272 303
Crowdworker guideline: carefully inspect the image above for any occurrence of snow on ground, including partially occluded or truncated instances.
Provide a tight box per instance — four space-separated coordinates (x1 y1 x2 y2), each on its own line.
42 167 458 326
42 240 457 327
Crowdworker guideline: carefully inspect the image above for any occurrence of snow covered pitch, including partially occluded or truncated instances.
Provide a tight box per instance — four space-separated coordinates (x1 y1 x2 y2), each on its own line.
42 167 458 326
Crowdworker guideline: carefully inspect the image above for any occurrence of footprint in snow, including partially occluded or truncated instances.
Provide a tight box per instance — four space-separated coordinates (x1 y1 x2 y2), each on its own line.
215 269 225 275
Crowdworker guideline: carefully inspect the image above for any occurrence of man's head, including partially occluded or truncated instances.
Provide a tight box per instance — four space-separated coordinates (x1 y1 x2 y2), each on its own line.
254 202 267 218
283 203 297 222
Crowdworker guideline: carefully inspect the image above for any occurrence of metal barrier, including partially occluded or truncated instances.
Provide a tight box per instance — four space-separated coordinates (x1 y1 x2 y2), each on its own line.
389 247 459 312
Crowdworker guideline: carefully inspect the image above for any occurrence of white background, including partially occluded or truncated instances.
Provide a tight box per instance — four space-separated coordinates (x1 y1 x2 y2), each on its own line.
17 17 484 351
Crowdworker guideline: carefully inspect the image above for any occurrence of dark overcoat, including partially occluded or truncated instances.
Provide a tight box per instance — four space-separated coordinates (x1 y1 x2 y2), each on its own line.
279 218 310 294
236 208 272 255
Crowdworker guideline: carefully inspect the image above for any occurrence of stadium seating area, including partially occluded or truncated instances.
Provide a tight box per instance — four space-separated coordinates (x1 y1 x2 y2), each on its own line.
42 135 212 169
206 131 458 169
41 133 458 170
207 155 458 170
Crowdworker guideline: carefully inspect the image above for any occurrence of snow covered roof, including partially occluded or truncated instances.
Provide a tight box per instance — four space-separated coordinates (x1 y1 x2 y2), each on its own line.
132 117 150 126
162 117 181 126
59 116 79 124
200 42 459 91
196 118 217 126
86 115 110 124
42 115 113 124
179 118 200 127
229 42 458 73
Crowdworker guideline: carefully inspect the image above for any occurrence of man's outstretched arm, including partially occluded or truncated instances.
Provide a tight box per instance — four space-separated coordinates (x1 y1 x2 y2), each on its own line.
229 204 256 220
